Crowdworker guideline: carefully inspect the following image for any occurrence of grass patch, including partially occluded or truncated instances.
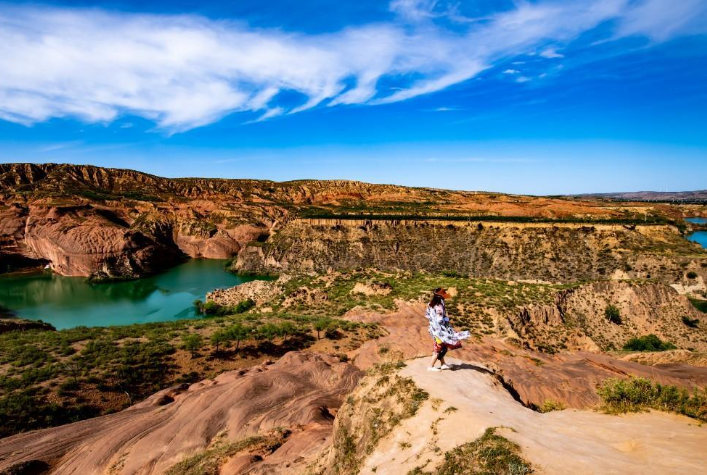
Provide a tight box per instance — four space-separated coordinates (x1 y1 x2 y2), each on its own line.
538 400 566 413
597 377 707 421
264 269 571 335
408 427 533 475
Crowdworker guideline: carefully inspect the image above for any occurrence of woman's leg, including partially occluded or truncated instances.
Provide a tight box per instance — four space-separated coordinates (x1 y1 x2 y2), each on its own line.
430 352 440 367
438 346 448 365
430 340 442 367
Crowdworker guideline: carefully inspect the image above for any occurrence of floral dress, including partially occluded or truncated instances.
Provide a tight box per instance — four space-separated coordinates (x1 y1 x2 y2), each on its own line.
426 300 470 351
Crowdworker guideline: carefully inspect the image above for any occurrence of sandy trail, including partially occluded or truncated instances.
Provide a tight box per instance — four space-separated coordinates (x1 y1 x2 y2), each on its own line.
361 356 707 475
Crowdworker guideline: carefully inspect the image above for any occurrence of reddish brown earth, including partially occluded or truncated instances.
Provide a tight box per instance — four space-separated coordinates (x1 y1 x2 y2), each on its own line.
0 352 360 474
3 162 696 279
1 303 706 474
346 302 707 408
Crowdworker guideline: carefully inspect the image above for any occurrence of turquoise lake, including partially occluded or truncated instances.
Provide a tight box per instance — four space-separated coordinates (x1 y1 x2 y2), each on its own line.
689 231 707 249
685 218 707 250
0 259 261 329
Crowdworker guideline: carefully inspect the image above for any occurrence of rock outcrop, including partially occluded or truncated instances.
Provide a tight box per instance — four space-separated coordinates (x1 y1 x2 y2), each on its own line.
0 163 278 278
4 163 704 280
0 352 361 475
0 317 55 334
207 279 282 306
344 302 707 409
234 218 706 283
318 357 707 475
509 280 707 352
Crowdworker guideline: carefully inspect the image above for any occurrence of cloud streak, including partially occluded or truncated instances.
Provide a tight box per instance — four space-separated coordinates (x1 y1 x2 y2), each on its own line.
0 0 705 132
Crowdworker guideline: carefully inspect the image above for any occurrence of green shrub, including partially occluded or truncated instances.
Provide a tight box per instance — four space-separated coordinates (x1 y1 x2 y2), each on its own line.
232 299 255 314
195 299 254 316
313 318 332 339
201 301 219 315
0 391 100 438
682 316 700 328
687 271 698 279
209 330 229 354
257 323 280 342
59 380 79 392
623 334 676 352
689 298 707 313
605 305 622 325
597 377 707 421
182 334 203 358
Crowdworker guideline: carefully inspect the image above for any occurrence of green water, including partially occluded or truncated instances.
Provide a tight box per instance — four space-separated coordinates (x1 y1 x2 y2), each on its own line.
0 259 262 329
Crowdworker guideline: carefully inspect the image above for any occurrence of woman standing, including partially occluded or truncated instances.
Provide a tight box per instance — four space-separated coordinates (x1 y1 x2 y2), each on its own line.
426 287 468 371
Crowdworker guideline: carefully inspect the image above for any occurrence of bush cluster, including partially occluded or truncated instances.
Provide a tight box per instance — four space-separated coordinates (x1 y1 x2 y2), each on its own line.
193 299 255 316
622 334 676 352
682 316 700 328
605 304 622 325
597 377 707 421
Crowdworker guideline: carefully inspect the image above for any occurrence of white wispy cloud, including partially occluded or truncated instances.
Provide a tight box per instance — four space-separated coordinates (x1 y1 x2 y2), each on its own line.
540 47 564 58
516 76 532 83
503 69 520 74
0 0 705 132
618 0 707 41
38 141 83 152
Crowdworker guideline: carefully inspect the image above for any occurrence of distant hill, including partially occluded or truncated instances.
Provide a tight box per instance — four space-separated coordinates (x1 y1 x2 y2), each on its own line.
575 190 707 203
1 163 703 281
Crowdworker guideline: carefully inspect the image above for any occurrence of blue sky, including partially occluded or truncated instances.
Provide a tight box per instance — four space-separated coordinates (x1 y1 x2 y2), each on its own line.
0 0 706 194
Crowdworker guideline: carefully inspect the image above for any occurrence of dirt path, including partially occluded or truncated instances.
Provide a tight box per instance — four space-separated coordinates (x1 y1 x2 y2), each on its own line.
361 356 707 474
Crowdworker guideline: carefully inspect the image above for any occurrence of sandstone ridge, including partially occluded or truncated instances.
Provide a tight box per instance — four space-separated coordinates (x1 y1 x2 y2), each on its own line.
4 163 705 279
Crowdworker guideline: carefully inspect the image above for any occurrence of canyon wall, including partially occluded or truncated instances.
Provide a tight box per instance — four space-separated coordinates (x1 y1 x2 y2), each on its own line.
2 163 705 279
235 218 706 283
0 202 267 279
509 280 707 352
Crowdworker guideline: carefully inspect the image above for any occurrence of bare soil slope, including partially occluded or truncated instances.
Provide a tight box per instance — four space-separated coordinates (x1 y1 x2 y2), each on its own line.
0 352 360 475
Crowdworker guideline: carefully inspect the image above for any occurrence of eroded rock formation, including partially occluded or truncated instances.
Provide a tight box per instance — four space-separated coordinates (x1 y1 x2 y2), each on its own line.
0 352 361 475
317 357 707 475
4 163 704 280
344 302 707 409
509 280 707 352
234 218 706 283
